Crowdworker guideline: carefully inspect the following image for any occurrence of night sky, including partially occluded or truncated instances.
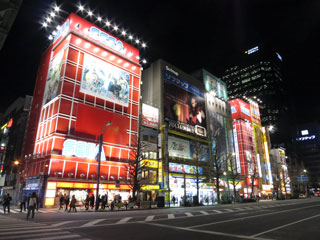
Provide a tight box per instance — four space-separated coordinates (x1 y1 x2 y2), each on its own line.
1 0 319 123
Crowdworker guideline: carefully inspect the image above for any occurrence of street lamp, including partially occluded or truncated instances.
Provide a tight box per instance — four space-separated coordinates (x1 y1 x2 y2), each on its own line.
95 121 112 211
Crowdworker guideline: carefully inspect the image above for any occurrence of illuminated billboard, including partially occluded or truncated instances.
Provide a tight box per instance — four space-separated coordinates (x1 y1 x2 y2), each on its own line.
204 72 228 101
142 103 159 128
250 101 261 124
168 136 209 162
230 99 251 122
80 53 130 107
43 50 64 105
169 162 203 175
163 70 207 137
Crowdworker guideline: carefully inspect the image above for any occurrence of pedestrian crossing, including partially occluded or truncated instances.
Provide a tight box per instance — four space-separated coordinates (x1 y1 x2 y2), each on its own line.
0 215 90 240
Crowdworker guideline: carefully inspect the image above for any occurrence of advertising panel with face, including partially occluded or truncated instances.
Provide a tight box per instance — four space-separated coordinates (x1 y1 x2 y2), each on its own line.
163 70 206 136
80 54 130 107
204 74 227 101
43 50 64 105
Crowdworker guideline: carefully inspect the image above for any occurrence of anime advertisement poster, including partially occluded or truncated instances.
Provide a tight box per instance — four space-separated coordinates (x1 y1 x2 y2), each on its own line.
80 54 130 107
142 103 159 128
204 73 228 101
163 70 206 137
43 50 64 105
169 162 203 175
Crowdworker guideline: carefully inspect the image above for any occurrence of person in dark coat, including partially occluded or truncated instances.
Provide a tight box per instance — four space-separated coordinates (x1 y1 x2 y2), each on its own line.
89 194 95 209
20 193 27 212
68 195 77 212
64 195 70 211
59 194 65 210
2 193 12 213
85 194 89 210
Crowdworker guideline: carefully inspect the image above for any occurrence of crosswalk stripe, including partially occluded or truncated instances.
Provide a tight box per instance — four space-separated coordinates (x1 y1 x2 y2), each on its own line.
200 211 209 215
0 210 4 213
185 212 193 217
145 215 155 221
212 210 222 213
51 221 77 227
0 225 48 231
116 217 132 224
38 210 49 213
223 209 234 212
1 231 70 240
168 214 175 219
10 209 19 214
0 228 60 236
233 208 243 211
81 219 105 227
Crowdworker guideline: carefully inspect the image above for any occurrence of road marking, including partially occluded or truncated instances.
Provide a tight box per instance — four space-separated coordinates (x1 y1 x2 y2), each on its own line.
51 221 77 227
145 215 155 221
244 207 253 210
0 228 60 236
212 210 222 213
188 204 318 229
37 234 81 240
144 222 273 240
116 217 132 224
168 214 175 219
233 208 243 211
252 213 320 237
2 231 71 240
185 212 193 217
81 219 105 227
223 209 234 212
38 210 49 213
200 211 209 215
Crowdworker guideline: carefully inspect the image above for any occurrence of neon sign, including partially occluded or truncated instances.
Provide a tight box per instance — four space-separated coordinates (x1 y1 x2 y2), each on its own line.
296 135 315 141
89 26 124 53
62 139 106 160
245 46 259 55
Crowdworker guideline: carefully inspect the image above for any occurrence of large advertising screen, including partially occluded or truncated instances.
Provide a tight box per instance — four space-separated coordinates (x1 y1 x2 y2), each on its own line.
169 162 203 175
250 101 261 124
163 70 207 137
168 136 209 162
80 54 130 107
230 99 252 122
204 72 228 101
43 50 64 105
142 103 159 128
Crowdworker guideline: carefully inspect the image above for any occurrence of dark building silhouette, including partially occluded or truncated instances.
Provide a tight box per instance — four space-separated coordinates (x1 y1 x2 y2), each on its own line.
221 45 290 146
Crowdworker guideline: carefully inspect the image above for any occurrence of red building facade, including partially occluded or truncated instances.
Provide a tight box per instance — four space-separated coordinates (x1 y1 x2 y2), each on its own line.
21 13 141 206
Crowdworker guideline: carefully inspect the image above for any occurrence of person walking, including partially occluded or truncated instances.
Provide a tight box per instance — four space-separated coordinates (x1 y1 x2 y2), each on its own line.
85 194 89 210
36 194 41 211
2 193 12 214
20 193 27 212
89 194 95 209
172 195 176 206
68 195 77 212
64 195 70 211
26 192 37 219
101 193 108 210
59 194 65 210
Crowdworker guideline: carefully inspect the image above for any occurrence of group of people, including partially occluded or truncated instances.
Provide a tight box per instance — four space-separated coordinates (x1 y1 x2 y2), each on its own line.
58 193 77 212
1 192 41 220
84 193 109 210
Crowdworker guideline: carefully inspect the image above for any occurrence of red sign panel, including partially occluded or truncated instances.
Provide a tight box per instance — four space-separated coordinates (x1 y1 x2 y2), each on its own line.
230 99 252 122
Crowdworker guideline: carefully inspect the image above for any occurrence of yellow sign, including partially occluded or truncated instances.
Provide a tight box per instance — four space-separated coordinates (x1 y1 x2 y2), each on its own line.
141 185 160 190
142 160 158 168
158 161 163 183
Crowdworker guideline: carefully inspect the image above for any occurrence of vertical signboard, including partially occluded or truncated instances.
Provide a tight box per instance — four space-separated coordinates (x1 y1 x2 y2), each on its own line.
142 104 159 128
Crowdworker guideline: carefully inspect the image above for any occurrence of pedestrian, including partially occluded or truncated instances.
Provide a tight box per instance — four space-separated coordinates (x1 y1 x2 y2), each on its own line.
26 192 37 219
68 195 77 212
101 194 107 210
20 193 27 212
2 193 12 214
59 194 65 210
64 195 70 211
36 194 41 211
89 194 95 209
85 194 89 210
172 195 176 206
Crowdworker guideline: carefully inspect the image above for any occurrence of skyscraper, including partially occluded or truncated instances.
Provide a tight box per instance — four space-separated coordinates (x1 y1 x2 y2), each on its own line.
221 45 289 146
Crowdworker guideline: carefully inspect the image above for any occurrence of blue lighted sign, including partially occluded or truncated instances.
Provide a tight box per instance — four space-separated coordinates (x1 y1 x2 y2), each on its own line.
296 135 315 141
89 26 124 53
53 19 70 43
62 139 106 160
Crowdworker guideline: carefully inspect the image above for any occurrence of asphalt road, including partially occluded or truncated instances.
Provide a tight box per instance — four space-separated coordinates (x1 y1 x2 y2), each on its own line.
1 198 319 240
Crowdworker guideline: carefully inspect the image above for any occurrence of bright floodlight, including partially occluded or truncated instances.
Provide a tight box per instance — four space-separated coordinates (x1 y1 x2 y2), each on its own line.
78 5 84 11
142 43 146 48
50 12 55 17
42 22 48 28
142 59 147 64
135 39 140 44
97 16 102 21
54 6 60 12
105 20 111 26
113 25 118 31
88 10 93 16
46 17 51 22
129 35 133 40
121 30 126 36
48 35 53 40
268 125 274 131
